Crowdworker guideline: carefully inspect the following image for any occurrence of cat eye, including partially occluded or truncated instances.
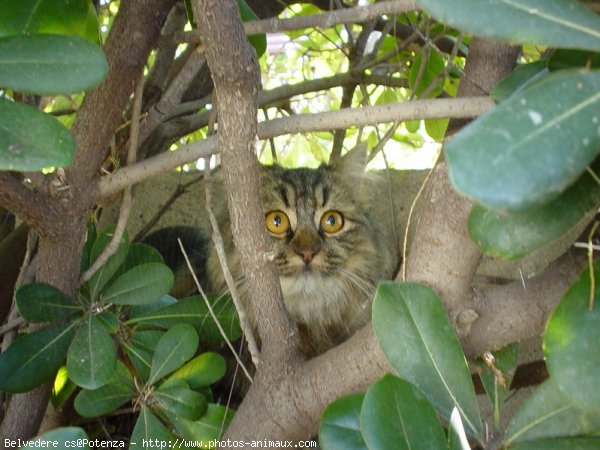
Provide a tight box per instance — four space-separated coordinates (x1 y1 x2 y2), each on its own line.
265 211 290 235
320 210 344 234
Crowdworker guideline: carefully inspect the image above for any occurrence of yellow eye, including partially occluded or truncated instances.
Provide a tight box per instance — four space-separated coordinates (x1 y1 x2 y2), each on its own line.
320 210 344 234
265 211 290 235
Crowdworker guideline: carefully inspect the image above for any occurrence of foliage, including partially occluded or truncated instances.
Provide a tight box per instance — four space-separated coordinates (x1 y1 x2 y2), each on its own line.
1 0 600 447
0 0 107 171
0 225 238 446
317 0 600 449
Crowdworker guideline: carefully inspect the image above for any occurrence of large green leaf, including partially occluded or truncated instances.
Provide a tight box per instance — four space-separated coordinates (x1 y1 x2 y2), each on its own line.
154 380 208 421
73 362 135 418
319 393 367 450
67 314 117 389
415 0 600 52
372 282 482 438
16 283 80 322
129 295 242 343
102 263 174 306
0 34 107 94
25 427 90 450
361 374 446 450
0 322 76 392
492 60 548 103
0 0 99 43
88 226 130 301
149 324 199 384
544 260 600 413
0 98 75 171
505 379 600 446
447 69 600 212
167 352 227 389
468 160 600 259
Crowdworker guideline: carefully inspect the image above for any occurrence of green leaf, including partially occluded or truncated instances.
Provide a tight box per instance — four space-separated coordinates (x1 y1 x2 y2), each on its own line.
73 362 135 418
149 324 199 384
468 161 600 259
25 427 90 450
167 352 227 389
16 283 80 322
0 34 107 94
509 438 600 450
424 118 449 141
102 263 174 306
544 259 600 413
0 0 99 43
130 407 175 447
238 0 267 58
80 221 97 273
361 374 446 450
492 60 548 103
171 403 235 443
0 322 76 392
549 50 600 72
123 330 164 382
129 295 242 343
117 243 166 274
88 226 129 301
319 393 367 450
372 282 482 438
447 69 600 212
154 380 208 421
129 295 178 319
0 98 75 171
409 50 445 98
415 0 600 52
505 380 600 445
67 314 117 389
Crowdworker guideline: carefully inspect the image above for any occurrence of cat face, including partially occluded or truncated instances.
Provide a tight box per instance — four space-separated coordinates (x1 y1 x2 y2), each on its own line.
259 162 397 337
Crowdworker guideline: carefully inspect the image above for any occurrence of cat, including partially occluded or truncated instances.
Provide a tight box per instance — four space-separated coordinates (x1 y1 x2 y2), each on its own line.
205 147 400 357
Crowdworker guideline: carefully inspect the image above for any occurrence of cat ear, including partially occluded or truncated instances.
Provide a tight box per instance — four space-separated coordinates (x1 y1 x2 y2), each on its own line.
331 143 368 173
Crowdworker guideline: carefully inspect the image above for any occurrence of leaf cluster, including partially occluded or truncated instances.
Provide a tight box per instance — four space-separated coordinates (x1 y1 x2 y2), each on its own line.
0 224 241 446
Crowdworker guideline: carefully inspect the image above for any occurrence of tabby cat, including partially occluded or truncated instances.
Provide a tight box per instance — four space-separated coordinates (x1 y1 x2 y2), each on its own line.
206 148 400 357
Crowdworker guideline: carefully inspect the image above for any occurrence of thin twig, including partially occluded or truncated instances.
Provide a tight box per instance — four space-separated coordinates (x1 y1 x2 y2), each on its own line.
78 74 144 287
177 239 253 382
203 160 261 367
401 165 435 281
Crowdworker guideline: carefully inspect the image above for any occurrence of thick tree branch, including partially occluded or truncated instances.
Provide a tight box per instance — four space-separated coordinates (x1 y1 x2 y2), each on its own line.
192 0 298 358
405 40 519 322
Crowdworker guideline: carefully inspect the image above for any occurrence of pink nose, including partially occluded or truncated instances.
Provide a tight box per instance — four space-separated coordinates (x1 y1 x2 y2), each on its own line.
300 248 317 262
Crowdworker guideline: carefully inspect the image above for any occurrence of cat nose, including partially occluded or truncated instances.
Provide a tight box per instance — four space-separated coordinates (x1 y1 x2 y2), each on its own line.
299 248 317 263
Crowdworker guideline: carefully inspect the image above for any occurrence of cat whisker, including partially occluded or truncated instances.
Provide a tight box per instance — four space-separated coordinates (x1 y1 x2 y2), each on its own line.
335 267 375 301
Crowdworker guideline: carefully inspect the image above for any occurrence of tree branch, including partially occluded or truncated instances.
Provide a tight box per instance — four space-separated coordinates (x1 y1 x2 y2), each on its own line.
192 0 298 356
179 0 418 44
95 95 493 201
